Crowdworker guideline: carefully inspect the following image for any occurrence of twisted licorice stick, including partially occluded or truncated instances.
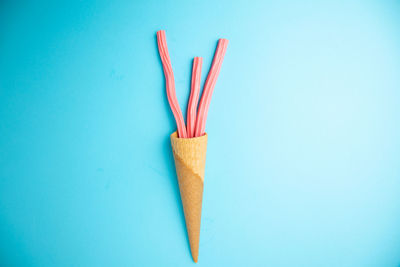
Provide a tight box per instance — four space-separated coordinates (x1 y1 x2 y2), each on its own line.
157 30 188 138
186 57 203 138
194 39 228 137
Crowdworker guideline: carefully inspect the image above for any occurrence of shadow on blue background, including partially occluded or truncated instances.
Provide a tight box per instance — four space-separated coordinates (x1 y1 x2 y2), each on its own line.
1 0 400 266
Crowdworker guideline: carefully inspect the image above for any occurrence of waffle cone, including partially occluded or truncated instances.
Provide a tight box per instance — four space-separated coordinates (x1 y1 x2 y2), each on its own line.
170 131 207 263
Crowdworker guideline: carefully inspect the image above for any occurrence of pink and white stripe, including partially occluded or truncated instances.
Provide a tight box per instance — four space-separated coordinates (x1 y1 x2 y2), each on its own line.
156 30 188 138
186 57 203 138
194 39 228 137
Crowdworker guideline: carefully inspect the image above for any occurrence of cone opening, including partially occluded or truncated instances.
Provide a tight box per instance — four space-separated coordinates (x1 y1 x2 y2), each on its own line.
171 131 207 141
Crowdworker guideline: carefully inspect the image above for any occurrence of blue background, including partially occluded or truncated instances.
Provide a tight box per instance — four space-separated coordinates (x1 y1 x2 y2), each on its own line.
1 0 400 266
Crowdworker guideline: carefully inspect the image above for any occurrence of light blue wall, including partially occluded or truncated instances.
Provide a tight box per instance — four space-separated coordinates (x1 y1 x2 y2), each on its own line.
1 0 400 266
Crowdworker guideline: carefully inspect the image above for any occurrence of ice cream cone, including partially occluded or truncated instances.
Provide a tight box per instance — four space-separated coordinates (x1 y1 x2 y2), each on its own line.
170 131 207 263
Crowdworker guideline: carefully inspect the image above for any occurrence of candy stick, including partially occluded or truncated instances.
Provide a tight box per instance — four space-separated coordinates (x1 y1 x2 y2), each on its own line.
194 39 228 137
157 30 188 138
186 57 203 138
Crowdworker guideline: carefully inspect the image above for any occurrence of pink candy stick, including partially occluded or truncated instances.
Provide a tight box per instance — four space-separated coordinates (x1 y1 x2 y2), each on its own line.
186 57 203 138
194 39 228 137
157 30 188 138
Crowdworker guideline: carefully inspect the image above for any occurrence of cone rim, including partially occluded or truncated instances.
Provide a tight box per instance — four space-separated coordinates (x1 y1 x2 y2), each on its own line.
171 131 207 140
